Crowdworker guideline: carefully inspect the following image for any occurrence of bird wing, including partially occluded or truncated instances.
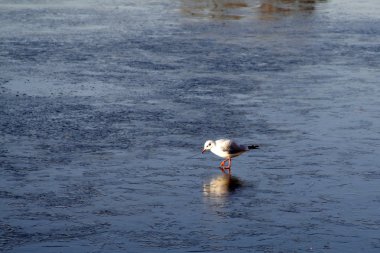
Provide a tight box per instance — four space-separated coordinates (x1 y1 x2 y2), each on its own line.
217 139 246 154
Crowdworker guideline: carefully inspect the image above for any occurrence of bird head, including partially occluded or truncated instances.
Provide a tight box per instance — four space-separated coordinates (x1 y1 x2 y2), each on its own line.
202 140 215 154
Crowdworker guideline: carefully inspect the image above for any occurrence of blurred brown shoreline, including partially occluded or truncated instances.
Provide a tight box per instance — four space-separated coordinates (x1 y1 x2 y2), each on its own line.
181 0 328 20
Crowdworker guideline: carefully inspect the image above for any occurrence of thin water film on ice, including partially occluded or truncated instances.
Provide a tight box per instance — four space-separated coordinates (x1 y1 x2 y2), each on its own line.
0 0 380 252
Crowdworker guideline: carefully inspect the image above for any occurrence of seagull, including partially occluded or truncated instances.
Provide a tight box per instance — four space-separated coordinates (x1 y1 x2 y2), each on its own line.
202 139 259 174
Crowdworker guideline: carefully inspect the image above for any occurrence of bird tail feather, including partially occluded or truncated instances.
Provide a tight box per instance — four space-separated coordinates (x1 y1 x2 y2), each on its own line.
248 145 259 150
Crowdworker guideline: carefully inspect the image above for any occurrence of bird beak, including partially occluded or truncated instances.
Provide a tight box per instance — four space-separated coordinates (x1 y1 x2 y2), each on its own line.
202 149 206 154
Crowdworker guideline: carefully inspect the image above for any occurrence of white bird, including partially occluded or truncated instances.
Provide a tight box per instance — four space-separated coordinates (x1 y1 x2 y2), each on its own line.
202 139 259 174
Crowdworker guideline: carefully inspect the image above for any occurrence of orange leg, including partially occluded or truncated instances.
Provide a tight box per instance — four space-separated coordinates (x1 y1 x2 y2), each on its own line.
219 158 232 174
219 159 227 168
225 158 232 174
225 158 232 169
219 159 228 174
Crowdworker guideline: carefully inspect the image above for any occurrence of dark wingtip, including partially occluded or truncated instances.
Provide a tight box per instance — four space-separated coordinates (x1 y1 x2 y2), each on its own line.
248 145 259 150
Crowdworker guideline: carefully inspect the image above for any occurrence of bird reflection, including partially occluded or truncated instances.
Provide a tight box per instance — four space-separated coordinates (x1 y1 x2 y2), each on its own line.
203 174 243 198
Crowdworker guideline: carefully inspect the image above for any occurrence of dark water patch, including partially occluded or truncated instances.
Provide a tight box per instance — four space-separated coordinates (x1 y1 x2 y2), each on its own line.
0 191 23 200
0 221 110 252
128 60 179 71
9 212 72 222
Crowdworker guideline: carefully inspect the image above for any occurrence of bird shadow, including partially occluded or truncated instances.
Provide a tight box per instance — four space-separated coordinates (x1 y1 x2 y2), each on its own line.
203 173 243 198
